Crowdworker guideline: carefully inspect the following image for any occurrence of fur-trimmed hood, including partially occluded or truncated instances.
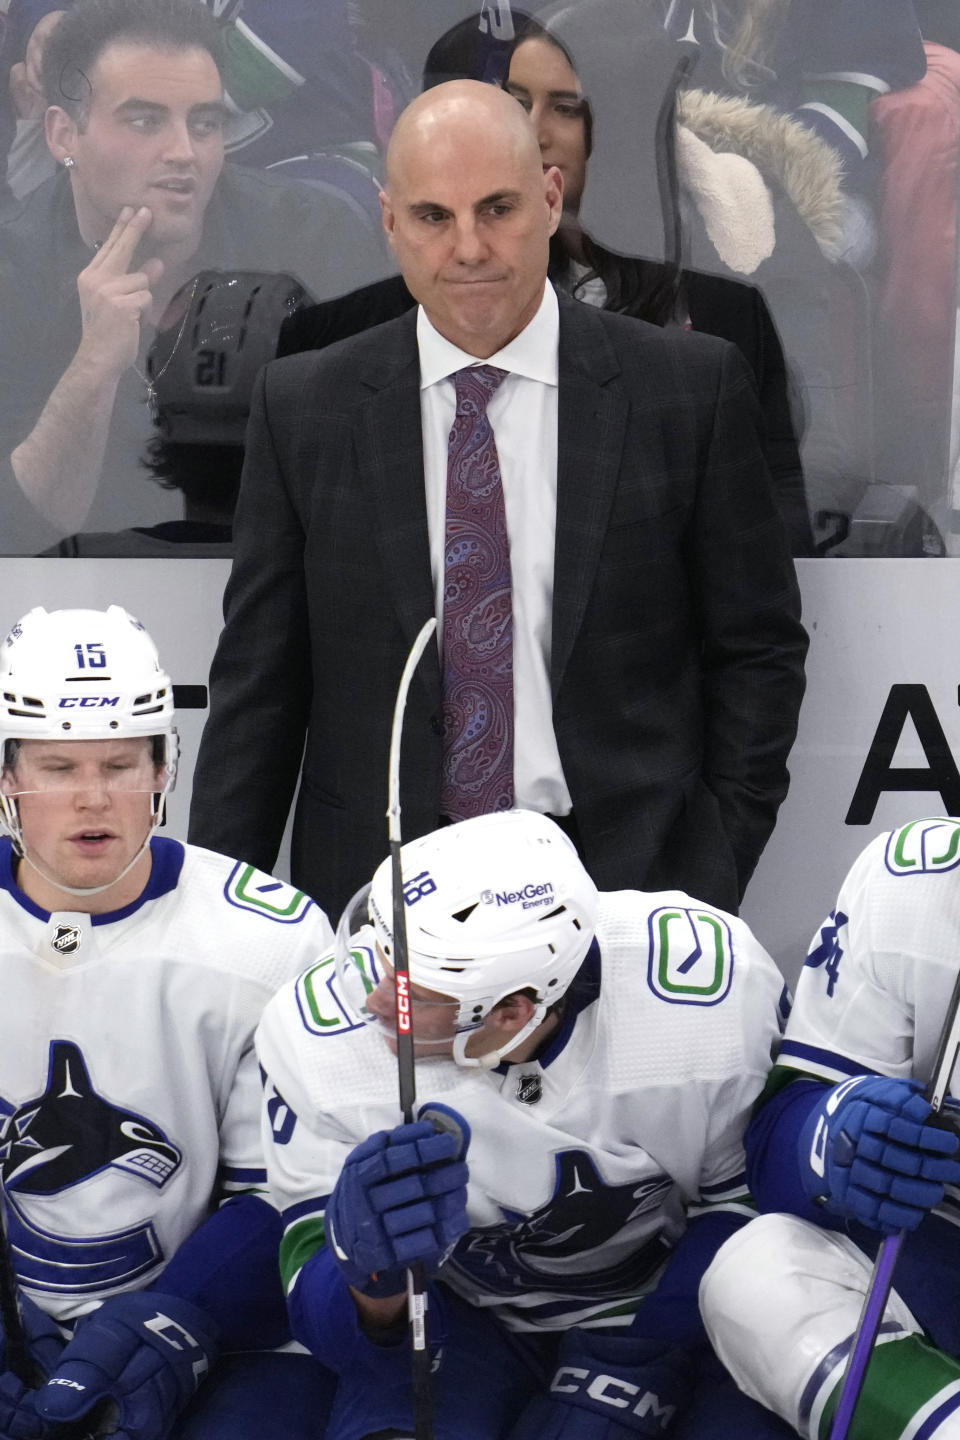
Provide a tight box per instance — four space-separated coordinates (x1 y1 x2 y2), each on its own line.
678 88 847 268
548 0 848 276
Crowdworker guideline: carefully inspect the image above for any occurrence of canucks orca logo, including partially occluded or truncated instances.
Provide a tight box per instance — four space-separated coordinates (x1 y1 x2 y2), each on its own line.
0 1041 181 1196
452 1150 674 1298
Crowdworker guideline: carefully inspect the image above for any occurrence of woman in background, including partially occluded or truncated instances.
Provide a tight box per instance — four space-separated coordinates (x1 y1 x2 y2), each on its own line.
505 11 814 554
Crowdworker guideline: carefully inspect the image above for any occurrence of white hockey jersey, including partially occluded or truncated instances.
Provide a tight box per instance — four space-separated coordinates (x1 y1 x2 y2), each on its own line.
776 817 960 1233
257 888 786 1332
0 835 333 1322
779 817 960 1091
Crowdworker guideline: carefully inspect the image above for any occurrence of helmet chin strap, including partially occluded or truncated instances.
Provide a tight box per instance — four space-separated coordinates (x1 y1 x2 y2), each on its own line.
452 1001 548 1070
8 795 166 903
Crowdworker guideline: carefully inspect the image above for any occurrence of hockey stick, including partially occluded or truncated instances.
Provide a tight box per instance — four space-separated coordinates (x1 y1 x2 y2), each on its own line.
828 960 960 1440
386 616 438 1440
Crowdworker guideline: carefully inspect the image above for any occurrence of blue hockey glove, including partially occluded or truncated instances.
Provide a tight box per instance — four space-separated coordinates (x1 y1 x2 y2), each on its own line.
35 1291 220 1440
0 1291 66 1440
508 1331 694 1438
800 1075 960 1234
0 1375 43 1440
325 1117 470 1298
1 1290 66 1383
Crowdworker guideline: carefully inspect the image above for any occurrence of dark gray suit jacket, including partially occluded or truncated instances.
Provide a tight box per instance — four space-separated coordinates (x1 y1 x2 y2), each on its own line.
189 291 807 919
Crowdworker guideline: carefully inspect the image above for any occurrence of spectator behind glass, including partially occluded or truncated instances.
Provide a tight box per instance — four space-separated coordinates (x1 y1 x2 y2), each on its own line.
42 268 310 556
542 0 944 555
0 0 391 556
662 0 926 192
0 0 385 208
869 31 960 531
505 13 812 554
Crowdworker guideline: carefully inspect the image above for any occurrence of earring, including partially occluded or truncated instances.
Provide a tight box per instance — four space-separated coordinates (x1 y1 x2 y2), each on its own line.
63 155 75 169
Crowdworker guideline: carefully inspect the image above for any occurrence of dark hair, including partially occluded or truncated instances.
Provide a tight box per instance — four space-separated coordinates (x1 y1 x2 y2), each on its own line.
422 9 536 91
139 268 307 519
42 0 222 118
142 438 242 515
505 20 680 326
503 17 593 151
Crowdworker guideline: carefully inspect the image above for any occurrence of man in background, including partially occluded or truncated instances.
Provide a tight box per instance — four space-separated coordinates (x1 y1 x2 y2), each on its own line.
0 0 390 553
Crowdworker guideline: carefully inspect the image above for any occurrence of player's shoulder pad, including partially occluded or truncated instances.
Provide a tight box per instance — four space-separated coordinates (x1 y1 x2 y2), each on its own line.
291 937 378 1039
643 892 739 1008
594 890 782 1086
222 859 316 925
881 817 960 879
600 889 761 1009
257 961 460 1123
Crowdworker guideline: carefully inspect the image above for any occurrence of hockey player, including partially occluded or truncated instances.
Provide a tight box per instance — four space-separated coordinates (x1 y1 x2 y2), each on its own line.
699 816 960 1439
0 605 336 1440
256 808 798 1439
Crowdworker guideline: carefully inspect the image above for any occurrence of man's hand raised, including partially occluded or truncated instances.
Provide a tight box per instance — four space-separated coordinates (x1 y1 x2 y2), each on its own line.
75 205 164 378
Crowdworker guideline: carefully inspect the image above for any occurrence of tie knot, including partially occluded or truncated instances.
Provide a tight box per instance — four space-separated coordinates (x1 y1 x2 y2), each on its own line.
454 364 507 415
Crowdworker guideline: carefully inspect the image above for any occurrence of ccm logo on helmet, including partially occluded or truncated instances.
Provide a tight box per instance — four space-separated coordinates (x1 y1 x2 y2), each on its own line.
481 882 555 909
58 697 119 708
551 1367 675 1429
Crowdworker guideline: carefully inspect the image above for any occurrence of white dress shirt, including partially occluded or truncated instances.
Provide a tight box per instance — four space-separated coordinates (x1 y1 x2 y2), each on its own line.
417 282 572 815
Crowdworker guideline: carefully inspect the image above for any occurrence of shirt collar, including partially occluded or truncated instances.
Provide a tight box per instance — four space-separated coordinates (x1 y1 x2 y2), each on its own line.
417 282 559 390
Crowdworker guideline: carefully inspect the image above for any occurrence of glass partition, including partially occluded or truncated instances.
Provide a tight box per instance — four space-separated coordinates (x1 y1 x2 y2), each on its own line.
0 0 953 558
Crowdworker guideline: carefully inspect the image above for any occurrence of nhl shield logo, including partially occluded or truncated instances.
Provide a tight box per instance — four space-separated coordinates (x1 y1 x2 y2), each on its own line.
516 1073 542 1105
51 924 81 955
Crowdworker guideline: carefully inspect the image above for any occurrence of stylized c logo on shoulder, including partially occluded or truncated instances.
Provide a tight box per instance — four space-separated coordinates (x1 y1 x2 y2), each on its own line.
885 819 960 876
647 907 734 1006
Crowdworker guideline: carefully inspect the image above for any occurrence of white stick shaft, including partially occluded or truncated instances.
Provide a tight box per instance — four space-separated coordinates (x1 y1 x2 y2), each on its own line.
387 618 437 845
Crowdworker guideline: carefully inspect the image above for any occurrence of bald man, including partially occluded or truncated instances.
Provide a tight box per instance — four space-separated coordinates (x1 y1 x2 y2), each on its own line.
190 80 807 923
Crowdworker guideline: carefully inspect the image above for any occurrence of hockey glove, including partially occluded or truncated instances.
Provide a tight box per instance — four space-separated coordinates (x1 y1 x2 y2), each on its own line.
35 1291 219 1440
0 1289 66 1384
508 1331 694 1438
0 1376 43 1440
325 1117 470 1298
799 1075 960 1234
0 1291 67 1440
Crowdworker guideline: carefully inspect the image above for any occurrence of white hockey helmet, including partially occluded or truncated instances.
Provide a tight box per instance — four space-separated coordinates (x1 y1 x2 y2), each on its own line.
338 810 599 1067
0 606 178 843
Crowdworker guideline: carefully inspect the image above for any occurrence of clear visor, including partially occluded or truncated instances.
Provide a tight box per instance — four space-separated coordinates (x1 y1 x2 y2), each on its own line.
1 740 169 796
333 883 384 1027
334 881 463 1046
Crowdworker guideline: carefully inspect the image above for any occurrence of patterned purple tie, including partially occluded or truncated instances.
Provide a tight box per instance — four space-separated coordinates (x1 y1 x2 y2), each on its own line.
440 364 514 819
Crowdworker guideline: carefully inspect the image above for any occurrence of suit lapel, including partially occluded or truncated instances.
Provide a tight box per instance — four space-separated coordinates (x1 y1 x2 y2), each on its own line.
353 310 441 703
552 296 627 698
349 298 627 708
